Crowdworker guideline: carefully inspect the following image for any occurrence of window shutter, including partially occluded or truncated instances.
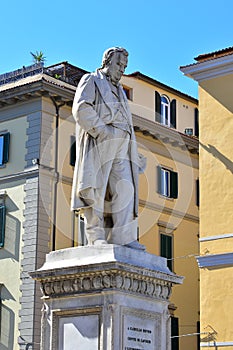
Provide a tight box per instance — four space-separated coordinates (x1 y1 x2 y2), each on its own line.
160 233 172 270
155 91 161 123
157 166 162 194
3 132 10 164
160 233 167 257
170 171 178 199
194 108 199 137
0 205 6 248
197 321 200 350
70 135 76 166
170 99 177 129
171 316 179 350
196 179 199 207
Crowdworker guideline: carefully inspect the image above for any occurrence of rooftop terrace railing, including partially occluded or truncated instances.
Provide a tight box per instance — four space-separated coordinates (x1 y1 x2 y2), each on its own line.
0 63 44 86
0 62 80 87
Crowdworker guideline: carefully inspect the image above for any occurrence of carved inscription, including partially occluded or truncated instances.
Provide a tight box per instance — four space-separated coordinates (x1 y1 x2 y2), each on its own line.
123 314 155 349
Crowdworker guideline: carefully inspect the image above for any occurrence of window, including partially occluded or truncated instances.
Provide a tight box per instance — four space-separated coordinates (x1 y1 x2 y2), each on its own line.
157 166 178 199
72 212 87 246
78 214 87 246
196 179 199 207
184 128 193 136
0 205 6 248
155 92 176 128
171 316 179 350
161 95 170 126
160 233 173 270
0 132 10 166
197 321 200 350
70 135 76 166
194 108 199 137
122 85 133 100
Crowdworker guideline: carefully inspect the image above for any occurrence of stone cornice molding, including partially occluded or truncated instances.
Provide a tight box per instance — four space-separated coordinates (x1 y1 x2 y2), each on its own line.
196 252 233 268
200 341 233 347
0 166 39 183
30 245 183 300
180 54 233 82
139 199 199 223
35 267 174 301
0 74 76 108
199 233 233 242
133 114 199 154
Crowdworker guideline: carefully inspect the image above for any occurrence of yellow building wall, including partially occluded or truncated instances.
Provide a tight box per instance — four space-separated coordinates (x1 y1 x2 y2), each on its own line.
137 132 199 350
199 84 233 347
0 115 27 175
41 99 75 250
200 267 233 345
199 87 233 237
45 76 200 349
0 181 25 350
122 75 198 135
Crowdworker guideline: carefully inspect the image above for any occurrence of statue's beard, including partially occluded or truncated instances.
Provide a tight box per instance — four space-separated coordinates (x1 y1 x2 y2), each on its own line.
109 73 121 86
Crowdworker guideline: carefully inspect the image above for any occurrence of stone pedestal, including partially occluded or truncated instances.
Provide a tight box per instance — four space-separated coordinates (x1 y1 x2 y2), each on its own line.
30 245 183 350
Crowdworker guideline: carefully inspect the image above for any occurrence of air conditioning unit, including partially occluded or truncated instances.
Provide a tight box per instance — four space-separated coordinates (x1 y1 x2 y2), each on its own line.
185 128 193 136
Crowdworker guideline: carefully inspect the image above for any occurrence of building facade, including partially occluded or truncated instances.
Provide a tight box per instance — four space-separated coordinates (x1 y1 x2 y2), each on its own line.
121 72 200 350
0 61 199 349
181 46 233 349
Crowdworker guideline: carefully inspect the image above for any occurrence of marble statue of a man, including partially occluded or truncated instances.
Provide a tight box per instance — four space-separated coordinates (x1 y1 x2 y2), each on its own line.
71 47 146 249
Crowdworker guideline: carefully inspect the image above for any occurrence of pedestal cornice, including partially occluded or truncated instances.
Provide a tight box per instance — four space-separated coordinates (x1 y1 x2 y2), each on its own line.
30 245 183 301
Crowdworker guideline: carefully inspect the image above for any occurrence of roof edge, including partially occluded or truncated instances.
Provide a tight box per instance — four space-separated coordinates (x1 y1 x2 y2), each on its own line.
125 71 198 104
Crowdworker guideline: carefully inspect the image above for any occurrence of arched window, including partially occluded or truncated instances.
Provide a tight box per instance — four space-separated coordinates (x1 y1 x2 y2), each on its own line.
155 91 177 129
161 95 170 126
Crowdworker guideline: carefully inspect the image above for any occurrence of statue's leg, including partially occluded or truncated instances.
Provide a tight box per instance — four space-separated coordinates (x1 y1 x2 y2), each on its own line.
83 206 106 244
106 130 138 245
83 131 119 245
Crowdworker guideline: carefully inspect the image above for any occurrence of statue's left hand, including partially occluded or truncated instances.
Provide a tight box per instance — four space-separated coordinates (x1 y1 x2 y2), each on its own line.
138 153 147 174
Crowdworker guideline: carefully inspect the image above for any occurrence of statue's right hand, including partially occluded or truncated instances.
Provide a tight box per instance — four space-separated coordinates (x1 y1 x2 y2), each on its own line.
96 125 113 142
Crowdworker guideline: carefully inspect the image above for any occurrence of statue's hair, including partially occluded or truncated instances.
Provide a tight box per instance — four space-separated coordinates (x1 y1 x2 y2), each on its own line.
101 47 128 68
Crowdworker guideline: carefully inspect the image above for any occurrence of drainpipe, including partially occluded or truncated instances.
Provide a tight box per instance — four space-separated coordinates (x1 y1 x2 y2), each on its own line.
50 96 65 251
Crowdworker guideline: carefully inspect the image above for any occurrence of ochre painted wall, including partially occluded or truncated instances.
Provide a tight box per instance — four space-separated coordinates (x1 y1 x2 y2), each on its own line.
121 75 198 135
136 130 199 350
199 83 233 346
0 181 25 350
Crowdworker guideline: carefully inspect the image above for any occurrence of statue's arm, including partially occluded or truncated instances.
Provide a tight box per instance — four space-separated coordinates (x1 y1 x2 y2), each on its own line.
72 74 105 138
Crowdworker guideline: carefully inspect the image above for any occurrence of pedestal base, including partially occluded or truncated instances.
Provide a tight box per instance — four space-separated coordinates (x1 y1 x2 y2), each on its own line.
31 245 183 350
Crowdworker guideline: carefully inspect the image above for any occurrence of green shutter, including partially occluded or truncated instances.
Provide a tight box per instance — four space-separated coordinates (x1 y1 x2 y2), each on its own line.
0 206 6 248
70 135 76 166
3 132 10 164
155 91 161 122
196 179 199 207
160 233 167 257
170 171 178 199
197 321 200 350
194 108 199 137
160 233 172 270
157 166 162 194
171 317 179 350
170 99 177 129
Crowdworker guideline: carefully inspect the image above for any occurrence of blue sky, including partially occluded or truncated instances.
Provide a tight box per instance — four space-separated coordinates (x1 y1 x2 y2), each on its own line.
1 0 233 99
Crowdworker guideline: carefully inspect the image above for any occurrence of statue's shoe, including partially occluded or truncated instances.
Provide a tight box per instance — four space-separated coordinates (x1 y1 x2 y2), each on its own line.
93 239 108 246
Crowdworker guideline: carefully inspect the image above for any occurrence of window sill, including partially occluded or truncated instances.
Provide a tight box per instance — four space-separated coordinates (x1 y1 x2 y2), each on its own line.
158 194 175 201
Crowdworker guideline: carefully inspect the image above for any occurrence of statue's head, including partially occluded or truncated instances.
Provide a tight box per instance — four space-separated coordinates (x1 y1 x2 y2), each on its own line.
101 47 128 85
